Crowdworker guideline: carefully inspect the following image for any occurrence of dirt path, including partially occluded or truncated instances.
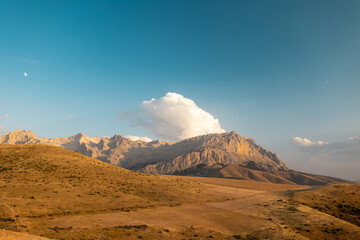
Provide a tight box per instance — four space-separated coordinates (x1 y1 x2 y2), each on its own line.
271 220 283 240
34 186 278 236
205 192 278 212
203 186 285 239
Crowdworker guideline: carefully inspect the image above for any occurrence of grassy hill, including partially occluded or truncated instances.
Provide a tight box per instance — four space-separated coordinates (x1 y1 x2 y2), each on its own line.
0 145 220 239
290 184 360 227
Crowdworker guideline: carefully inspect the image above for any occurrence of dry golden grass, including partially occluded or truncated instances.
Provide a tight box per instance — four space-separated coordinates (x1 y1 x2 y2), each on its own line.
254 197 360 240
25 223 261 240
177 176 309 192
291 184 360 227
0 145 359 240
0 145 217 216
177 177 360 239
0 145 227 239
0 229 51 240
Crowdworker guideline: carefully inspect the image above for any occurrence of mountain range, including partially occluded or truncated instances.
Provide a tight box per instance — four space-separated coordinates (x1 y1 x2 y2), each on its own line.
0 130 348 185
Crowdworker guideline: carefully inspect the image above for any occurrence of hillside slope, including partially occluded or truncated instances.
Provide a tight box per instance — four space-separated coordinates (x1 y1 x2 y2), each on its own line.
291 184 360 227
0 145 215 221
0 145 225 239
173 164 348 185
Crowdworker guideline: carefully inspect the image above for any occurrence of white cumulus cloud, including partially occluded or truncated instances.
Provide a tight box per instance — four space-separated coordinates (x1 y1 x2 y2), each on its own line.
293 137 328 146
124 92 225 141
125 135 153 142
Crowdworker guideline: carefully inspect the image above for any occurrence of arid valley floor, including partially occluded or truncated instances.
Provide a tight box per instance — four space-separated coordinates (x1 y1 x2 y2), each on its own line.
0 145 359 240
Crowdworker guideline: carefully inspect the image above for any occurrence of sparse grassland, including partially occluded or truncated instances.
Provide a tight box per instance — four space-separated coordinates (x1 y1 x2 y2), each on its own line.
0 145 359 240
0 145 223 239
177 176 309 192
0 145 217 216
290 184 360 227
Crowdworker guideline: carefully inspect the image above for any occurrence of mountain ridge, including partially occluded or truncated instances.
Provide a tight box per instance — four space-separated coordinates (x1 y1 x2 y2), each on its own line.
0 130 350 186
0 130 286 171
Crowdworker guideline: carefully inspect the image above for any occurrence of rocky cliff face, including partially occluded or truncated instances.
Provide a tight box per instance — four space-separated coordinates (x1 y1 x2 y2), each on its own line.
0 130 348 185
127 131 288 174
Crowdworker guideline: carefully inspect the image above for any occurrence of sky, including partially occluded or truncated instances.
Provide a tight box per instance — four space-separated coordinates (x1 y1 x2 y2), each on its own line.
0 0 359 180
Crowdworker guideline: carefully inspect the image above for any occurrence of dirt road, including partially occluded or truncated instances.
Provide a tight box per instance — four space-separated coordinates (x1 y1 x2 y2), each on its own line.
39 186 279 236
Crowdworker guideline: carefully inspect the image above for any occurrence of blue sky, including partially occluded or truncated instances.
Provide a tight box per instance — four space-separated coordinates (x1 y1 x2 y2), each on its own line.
0 0 359 179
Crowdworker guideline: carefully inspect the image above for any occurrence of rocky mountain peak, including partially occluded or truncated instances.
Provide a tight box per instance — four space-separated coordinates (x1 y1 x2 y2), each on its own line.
110 134 127 142
0 130 40 144
73 132 89 142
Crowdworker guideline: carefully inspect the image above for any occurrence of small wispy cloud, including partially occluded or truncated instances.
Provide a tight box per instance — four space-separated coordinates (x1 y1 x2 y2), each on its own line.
125 135 152 142
0 125 5 134
0 114 10 123
20 58 38 64
293 137 328 146
65 115 78 120
0 114 9 119
0 114 9 134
